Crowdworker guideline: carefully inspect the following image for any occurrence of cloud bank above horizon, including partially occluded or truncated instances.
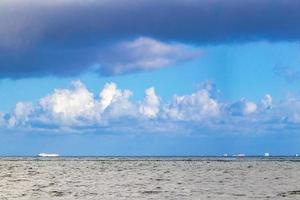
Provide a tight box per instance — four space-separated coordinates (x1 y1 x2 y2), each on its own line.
1 0 300 78
1 80 300 135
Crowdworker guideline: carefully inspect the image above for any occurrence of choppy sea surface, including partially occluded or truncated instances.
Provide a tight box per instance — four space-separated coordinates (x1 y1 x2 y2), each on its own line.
0 157 300 199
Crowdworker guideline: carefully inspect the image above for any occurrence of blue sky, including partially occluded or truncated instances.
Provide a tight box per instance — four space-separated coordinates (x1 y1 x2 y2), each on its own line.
1 0 300 155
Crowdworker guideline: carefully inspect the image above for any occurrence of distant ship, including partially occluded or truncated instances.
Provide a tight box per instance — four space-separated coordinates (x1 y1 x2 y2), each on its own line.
233 154 245 157
38 153 59 157
264 153 270 157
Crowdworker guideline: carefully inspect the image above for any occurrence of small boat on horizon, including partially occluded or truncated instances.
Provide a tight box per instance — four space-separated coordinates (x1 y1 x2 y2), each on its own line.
38 153 59 157
233 154 246 157
264 153 270 157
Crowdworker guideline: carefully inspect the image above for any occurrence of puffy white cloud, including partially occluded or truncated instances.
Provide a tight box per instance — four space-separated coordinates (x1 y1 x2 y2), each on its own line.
99 37 202 75
261 94 272 110
99 82 132 111
277 95 300 123
39 81 98 125
100 83 136 119
8 102 33 127
163 86 220 121
2 80 300 135
244 101 257 114
139 87 160 118
4 81 138 128
228 99 257 116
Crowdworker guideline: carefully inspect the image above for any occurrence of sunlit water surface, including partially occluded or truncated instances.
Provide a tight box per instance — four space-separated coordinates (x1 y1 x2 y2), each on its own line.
0 157 300 199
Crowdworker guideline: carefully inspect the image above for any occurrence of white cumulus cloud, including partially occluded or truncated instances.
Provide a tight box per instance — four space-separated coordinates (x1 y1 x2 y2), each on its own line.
228 99 257 116
261 94 272 110
39 80 98 125
99 82 132 111
8 102 33 127
163 85 220 121
2 80 300 135
139 87 160 119
100 83 136 119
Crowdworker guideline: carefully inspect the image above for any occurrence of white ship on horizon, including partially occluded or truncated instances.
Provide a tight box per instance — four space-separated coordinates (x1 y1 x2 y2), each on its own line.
233 154 245 157
38 153 59 157
264 153 270 157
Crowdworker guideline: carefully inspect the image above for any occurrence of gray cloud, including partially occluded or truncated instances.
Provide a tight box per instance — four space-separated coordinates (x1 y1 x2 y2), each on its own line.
98 37 201 75
1 0 300 78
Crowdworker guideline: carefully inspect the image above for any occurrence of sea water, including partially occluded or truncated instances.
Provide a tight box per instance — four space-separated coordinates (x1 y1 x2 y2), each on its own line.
0 157 299 199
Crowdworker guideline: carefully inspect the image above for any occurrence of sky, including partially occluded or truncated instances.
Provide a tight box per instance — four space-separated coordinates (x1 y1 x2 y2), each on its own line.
1 0 300 156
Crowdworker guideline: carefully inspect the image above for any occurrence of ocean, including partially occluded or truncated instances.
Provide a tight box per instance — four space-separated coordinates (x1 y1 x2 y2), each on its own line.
0 157 299 199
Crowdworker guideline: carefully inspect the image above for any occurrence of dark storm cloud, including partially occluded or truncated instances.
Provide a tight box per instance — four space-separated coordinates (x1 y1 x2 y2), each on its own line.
0 0 300 78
